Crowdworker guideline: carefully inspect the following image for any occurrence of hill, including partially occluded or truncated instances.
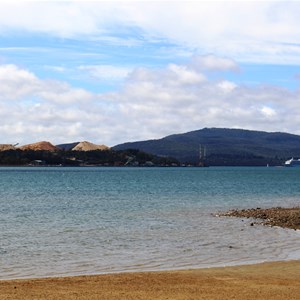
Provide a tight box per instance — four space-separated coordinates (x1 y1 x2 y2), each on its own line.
113 128 300 166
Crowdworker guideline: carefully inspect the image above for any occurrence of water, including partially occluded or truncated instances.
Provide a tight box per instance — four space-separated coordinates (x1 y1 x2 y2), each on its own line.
0 166 299 279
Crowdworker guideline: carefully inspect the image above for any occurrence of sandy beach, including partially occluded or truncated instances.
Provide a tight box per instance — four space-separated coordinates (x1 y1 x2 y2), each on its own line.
1 260 300 300
2 206 300 299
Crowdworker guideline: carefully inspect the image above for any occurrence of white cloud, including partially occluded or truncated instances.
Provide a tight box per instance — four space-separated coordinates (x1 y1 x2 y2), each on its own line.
0 2 100 37
0 64 93 104
116 1 300 64
127 60 207 88
1 1 300 146
105 57 300 142
1 57 300 146
0 1 300 63
0 64 38 99
167 64 206 85
217 81 237 93
0 64 110 144
189 55 238 72
261 106 277 118
78 65 131 81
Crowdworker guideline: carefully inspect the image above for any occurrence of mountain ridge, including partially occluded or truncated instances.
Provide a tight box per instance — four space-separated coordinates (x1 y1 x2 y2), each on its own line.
1 127 300 166
113 127 300 165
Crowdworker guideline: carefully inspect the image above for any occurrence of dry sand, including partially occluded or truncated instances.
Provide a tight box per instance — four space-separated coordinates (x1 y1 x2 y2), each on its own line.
1 260 300 300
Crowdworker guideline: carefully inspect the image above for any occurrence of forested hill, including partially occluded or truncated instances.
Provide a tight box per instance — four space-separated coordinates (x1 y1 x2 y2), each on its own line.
113 128 300 166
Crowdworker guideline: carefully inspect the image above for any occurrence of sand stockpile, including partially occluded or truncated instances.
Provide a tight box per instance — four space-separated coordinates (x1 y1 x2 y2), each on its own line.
72 141 109 151
18 141 59 152
0 144 17 151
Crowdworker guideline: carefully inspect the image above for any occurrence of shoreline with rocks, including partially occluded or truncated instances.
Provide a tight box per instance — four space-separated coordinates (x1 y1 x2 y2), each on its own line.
218 206 300 230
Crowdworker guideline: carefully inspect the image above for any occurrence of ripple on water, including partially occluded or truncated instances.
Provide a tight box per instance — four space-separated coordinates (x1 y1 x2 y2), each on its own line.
1 167 300 279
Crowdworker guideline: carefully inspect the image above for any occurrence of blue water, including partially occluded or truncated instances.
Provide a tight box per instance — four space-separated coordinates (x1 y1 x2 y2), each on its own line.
0 166 299 279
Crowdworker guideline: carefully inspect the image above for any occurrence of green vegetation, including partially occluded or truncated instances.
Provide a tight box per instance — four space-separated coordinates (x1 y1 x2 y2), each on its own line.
113 128 300 166
2 128 299 166
0 149 179 167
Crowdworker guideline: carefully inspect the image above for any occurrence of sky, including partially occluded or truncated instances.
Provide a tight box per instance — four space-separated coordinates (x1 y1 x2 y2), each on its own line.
1 0 300 146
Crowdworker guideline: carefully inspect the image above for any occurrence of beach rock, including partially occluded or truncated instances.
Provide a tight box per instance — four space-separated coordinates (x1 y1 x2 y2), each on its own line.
218 207 300 230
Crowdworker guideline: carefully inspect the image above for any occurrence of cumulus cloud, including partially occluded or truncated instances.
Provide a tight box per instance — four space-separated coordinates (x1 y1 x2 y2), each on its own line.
2 1 300 146
103 56 300 143
261 106 277 118
78 65 131 81
189 55 238 72
1 57 300 146
0 64 39 97
109 58 296 142
217 81 237 93
0 64 93 105
0 64 111 144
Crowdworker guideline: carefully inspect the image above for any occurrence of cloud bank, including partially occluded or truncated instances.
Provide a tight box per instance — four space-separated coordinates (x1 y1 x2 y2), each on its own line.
1 1 300 64
0 1 300 145
0 55 299 146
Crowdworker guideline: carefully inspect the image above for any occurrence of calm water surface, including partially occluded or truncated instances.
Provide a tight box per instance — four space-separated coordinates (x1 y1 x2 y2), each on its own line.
0 166 299 279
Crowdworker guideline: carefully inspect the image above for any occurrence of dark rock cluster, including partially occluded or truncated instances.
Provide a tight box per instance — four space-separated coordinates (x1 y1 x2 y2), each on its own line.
218 207 300 230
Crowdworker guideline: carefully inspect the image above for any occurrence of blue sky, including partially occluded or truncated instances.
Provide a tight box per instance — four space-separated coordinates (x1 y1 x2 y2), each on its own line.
1 0 300 146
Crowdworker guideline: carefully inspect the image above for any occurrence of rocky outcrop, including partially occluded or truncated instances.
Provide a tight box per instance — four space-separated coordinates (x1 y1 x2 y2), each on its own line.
71 141 109 151
18 141 60 152
218 207 300 230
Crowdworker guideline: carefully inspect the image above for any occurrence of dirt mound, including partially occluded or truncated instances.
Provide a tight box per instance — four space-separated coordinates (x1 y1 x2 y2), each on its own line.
0 144 17 151
219 207 300 230
72 141 109 151
19 141 59 152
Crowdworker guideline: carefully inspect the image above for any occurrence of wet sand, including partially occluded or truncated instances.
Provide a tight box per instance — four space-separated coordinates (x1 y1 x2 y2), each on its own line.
1 260 300 300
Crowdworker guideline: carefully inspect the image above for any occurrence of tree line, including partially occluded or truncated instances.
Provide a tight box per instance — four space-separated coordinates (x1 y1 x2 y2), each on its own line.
0 149 179 167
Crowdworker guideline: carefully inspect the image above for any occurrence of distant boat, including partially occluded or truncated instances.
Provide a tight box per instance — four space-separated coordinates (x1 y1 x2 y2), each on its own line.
284 158 300 167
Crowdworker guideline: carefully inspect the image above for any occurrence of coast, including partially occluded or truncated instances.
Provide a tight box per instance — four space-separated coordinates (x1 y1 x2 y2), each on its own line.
1 206 300 299
1 260 300 299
